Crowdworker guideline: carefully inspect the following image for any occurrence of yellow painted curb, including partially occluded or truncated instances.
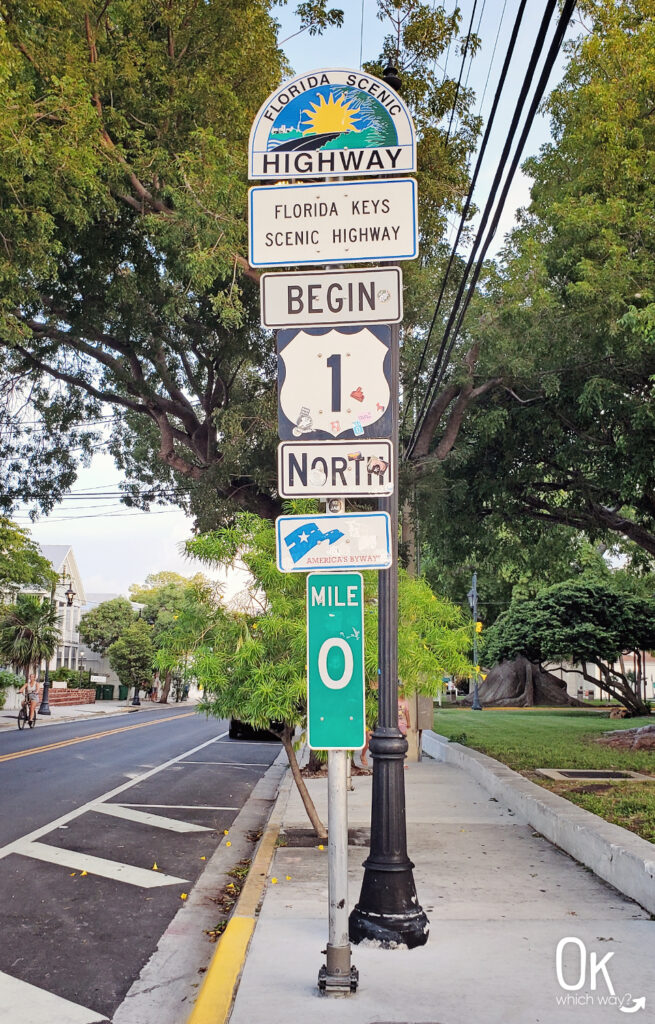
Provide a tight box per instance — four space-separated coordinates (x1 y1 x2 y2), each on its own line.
187 823 280 1024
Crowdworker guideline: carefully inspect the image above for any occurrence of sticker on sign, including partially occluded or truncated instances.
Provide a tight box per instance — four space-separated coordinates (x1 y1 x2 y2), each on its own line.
261 268 402 329
276 512 391 572
278 325 391 442
249 178 418 267
278 441 393 497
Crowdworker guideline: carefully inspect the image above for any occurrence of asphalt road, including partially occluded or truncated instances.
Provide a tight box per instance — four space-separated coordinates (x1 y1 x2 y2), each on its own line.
0 707 280 1023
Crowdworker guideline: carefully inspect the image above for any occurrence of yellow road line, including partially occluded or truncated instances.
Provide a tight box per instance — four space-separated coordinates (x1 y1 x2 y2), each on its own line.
0 712 195 763
187 822 280 1024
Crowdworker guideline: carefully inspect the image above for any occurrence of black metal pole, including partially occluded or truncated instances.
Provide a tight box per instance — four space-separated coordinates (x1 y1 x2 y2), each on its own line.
470 572 482 711
38 581 56 716
349 322 429 949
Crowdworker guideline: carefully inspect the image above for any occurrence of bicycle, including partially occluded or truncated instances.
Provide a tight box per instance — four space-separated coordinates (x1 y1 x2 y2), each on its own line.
17 698 37 730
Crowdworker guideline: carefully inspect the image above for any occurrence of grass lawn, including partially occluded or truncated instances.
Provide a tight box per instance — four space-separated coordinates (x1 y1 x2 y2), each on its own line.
432 707 655 843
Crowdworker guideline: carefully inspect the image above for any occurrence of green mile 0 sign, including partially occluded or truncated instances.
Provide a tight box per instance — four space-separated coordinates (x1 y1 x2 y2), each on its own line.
306 572 365 750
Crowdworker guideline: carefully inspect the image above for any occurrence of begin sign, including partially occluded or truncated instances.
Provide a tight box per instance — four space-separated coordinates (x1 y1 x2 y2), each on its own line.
261 268 402 329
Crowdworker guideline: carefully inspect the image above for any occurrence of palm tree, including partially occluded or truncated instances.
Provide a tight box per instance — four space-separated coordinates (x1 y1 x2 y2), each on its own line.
0 595 61 683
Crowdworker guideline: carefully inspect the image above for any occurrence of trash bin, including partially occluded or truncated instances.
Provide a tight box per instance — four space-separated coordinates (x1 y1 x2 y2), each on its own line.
118 685 128 701
95 684 103 701
102 684 114 701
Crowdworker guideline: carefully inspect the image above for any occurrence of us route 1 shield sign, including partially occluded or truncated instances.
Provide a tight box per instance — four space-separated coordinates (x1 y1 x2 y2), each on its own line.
307 572 365 750
278 440 393 497
261 267 402 329
276 512 391 573
248 178 418 268
278 325 391 441
248 68 416 180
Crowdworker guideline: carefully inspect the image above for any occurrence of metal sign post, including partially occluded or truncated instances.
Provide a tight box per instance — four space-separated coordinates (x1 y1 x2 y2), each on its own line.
308 562 362 995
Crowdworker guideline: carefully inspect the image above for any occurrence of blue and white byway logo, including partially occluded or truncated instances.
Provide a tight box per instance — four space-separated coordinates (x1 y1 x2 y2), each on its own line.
275 512 391 573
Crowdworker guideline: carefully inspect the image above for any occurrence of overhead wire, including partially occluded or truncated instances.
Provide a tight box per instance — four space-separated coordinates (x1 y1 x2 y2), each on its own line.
443 0 479 147
401 0 530 435
404 0 576 462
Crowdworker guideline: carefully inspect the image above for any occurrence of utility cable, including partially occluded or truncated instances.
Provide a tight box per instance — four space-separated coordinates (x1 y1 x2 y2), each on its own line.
405 0 560 458
405 0 576 462
401 0 529 435
443 0 479 147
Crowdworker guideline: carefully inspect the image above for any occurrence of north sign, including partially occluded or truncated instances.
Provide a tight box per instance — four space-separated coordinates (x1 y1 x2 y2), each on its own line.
278 440 393 497
260 268 402 329
276 512 392 573
249 68 416 180
248 178 418 268
307 572 365 750
277 325 391 442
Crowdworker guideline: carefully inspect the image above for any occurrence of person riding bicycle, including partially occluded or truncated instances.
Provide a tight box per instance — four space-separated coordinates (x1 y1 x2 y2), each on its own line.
18 673 39 724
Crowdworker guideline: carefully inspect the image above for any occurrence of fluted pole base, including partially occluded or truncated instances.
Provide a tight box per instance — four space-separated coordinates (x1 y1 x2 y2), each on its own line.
349 729 429 949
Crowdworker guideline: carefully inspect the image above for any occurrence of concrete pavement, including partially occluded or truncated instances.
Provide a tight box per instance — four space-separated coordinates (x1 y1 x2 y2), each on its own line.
219 745 653 1024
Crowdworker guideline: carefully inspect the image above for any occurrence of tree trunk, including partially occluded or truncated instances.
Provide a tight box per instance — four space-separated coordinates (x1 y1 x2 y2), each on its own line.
277 725 327 840
158 670 172 703
524 660 534 706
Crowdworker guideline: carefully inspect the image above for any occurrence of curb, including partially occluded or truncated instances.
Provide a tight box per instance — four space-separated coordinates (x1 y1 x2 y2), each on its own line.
186 762 294 1024
423 729 655 915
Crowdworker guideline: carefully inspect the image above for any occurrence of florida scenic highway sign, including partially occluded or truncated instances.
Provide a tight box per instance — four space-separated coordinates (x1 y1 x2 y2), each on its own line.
260 268 402 329
278 440 393 497
248 178 418 267
248 68 416 180
276 512 392 573
277 325 391 442
306 572 366 750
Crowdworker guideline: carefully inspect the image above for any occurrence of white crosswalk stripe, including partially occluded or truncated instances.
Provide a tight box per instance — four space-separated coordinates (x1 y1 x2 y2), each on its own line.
0 971 106 1024
91 803 211 832
12 840 189 887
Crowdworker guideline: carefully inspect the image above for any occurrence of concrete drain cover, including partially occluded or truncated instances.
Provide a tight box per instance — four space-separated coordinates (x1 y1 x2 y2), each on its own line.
537 768 654 782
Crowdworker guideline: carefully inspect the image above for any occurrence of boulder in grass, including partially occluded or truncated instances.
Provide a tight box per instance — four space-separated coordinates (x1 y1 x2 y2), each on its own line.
597 724 655 751
461 655 584 707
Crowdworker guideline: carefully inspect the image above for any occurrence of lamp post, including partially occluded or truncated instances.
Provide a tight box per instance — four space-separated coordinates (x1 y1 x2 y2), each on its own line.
39 573 75 716
468 572 483 711
349 205 429 946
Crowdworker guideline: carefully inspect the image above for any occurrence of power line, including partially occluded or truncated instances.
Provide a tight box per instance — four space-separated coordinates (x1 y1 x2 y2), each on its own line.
443 0 479 147
401 0 529 435
405 0 576 462
405 0 559 456
478 0 508 116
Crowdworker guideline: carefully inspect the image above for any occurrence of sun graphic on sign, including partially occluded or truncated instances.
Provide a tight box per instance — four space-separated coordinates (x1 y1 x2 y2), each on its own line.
301 92 362 136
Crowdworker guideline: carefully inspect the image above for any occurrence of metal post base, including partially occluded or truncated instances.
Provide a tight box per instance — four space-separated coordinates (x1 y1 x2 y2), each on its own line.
38 680 51 716
471 681 483 711
349 729 429 949
318 946 359 996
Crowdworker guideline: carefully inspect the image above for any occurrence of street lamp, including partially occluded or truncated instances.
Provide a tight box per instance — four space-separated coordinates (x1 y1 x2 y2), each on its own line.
39 572 75 716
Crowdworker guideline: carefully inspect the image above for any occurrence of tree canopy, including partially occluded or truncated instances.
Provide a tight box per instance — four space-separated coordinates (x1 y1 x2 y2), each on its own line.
0 517 56 594
78 596 136 654
107 618 155 694
406 0 655 603
0 594 61 682
0 0 479 530
484 578 655 716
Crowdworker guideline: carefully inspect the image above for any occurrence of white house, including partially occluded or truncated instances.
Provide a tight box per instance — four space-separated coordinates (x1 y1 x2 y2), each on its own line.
24 544 87 672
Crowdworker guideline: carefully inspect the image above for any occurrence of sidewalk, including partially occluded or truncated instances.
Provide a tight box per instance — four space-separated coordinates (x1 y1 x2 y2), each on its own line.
223 745 653 1024
0 698 199 730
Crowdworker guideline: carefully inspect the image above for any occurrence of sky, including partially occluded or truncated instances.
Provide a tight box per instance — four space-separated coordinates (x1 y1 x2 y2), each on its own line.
21 0 579 596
